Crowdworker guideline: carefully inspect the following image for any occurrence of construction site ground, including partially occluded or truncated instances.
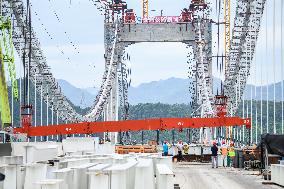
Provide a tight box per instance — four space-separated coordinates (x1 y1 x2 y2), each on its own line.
173 163 281 189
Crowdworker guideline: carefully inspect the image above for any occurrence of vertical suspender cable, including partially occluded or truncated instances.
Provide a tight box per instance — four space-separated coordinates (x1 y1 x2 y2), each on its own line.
47 88 49 141
19 65 22 128
254 2 258 143
34 73 37 141
250 14 253 144
11 78 13 126
260 6 264 135
56 107 59 141
40 84 43 141
242 87 245 143
281 0 284 134
266 2 269 134
51 98 54 140
273 0 276 134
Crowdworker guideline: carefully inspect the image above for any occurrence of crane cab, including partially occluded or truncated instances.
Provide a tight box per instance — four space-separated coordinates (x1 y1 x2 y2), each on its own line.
124 9 136 23
180 8 192 22
110 0 127 13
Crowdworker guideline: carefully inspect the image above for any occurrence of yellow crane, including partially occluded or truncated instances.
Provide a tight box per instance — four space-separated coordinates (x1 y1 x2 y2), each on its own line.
224 0 231 140
0 16 18 129
224 0 230 74
142 0 148 18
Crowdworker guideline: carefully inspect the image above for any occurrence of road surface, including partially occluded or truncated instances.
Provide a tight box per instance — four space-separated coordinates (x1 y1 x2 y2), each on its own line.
173 163 281 189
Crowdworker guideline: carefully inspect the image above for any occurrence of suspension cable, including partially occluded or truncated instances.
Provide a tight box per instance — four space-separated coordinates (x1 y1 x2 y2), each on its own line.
280 1 284 134
266 0 269 134
273 0 276 134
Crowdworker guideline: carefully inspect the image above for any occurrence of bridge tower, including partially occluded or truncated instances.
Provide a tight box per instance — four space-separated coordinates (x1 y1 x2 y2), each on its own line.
98 0 214 143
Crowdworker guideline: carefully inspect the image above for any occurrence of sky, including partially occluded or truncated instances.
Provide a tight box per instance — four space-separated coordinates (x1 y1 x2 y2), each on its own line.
12 0 284 88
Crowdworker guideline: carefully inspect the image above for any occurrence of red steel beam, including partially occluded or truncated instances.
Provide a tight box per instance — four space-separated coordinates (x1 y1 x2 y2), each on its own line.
14 117 251 137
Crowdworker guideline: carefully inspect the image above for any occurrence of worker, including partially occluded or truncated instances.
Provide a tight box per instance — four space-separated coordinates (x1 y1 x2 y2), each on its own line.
183 143 189 155
221 140 228 167
177 140 184 162
211 141 218 168
228 142 236 167
162 141 169 156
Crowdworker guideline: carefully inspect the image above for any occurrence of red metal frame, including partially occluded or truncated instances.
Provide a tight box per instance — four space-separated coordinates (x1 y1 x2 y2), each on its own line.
14 117 251 137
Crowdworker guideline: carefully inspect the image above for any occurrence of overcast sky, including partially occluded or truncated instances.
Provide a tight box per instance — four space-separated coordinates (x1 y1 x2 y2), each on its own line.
13 0 284 88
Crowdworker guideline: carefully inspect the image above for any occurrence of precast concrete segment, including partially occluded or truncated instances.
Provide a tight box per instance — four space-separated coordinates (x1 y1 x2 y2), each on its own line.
271 164 284 187
24 163 48 189
156 164 174 189
23 144 58 164
105 161 138 189
87 164 111 189
69 163 98 189
0 164 17 189
53 168 73 189
34 179 64 189
134 159 155 189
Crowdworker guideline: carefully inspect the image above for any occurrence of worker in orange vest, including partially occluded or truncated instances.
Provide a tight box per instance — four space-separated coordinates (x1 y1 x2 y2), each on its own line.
221 140 228 167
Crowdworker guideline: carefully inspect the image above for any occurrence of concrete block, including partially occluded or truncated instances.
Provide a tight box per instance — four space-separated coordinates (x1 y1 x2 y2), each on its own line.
0 156 23 165
271 164 284 186
69 163 97 189
156 156 173 170
24 163 47 189
156 164 174 189
105 161 137 189
88 164 110 189
53 168 73 189
35 179 63 189
0 164 17 189
24 144 58 163
134 159 155 189
62 138 95 154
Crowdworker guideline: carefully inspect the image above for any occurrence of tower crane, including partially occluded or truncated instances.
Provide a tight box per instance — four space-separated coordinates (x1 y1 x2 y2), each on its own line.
142 0 148 18
0 15 18 129
224 0 231 140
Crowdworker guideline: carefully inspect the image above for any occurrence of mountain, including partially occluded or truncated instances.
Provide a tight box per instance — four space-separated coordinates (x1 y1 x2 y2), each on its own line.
59 78 284 107
128 77 192 104
57 79 96 108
